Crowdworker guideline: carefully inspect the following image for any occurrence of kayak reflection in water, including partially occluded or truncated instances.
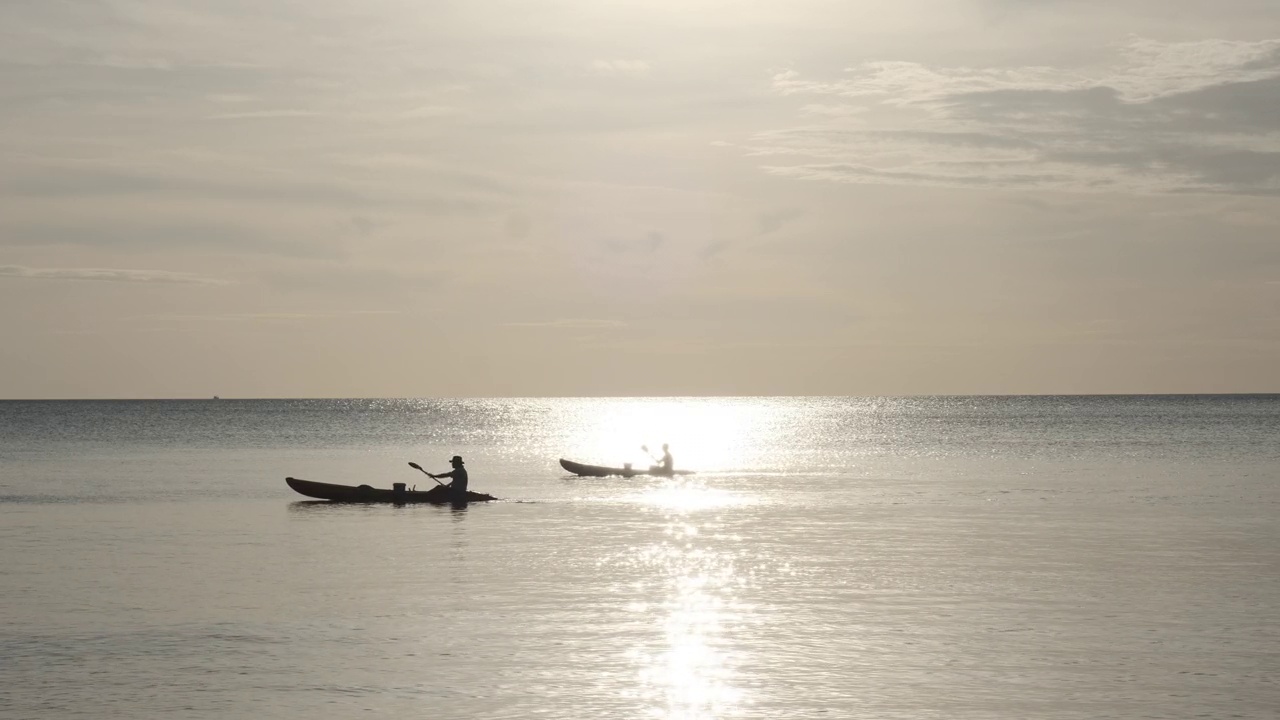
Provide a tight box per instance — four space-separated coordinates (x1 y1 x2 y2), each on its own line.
427 455 469 504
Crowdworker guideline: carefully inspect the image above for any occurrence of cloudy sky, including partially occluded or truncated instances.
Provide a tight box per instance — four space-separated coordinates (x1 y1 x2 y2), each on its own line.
2 0 1278 397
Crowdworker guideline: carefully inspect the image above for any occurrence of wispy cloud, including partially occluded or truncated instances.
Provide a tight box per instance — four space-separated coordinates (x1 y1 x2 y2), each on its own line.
208 109 322 120
503 318 626 329
399 105 463 119
773 38 1280 103
0 265 234 285
4 164 370 206
131 310 400 323
745 37 1280 195
589 59 650 76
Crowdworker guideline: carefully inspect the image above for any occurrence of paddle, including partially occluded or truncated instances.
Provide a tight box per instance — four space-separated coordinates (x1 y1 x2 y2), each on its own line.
642 444 676 475
407 462 446 486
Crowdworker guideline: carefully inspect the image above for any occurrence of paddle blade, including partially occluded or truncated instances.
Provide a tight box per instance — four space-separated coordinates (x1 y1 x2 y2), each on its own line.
408 461 422 470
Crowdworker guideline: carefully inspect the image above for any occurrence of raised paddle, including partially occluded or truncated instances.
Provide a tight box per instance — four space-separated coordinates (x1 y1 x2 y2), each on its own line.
407 461 446 486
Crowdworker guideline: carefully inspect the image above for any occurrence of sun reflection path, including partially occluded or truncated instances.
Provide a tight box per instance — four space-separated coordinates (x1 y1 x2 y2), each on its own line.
555 396 803 474
623 484 754 719
631 481 756 513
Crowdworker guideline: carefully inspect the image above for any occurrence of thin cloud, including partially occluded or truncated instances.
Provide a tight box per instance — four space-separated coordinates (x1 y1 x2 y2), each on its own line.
749 37 1280 195
774 38 1280 104
5 164 370 206
503 318 626 329
589 59 650 76
0 265 235 285
400 105 462 118
208 110 322 120
206 93 254 103
130 310 400 323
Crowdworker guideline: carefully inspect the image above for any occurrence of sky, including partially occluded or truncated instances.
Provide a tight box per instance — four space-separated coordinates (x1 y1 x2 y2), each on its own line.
2 0 1279 398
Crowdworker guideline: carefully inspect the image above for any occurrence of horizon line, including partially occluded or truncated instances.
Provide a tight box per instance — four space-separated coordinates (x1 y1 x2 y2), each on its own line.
2 392 1278 401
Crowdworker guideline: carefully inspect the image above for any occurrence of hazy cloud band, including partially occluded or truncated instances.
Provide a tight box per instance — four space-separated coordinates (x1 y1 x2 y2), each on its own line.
0 265 234 285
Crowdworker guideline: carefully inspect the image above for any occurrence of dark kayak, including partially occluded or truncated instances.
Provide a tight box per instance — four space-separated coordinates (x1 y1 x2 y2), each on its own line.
559 458 695 478
285 477 496 504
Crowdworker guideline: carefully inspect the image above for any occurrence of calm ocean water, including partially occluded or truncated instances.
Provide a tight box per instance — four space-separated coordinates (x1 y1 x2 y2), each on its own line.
1 396 1278 719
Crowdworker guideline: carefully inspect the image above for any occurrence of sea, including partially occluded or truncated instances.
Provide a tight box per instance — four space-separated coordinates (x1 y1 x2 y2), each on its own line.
1 395 1277 720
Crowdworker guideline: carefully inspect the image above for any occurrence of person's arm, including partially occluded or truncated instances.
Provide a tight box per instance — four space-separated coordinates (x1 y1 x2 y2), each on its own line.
430 469 457 481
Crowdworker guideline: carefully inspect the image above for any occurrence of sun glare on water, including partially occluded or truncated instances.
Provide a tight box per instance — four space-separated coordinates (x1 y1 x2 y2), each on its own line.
632 479 755 513
624 514 750 719
555 398 790 715
557 397 796 473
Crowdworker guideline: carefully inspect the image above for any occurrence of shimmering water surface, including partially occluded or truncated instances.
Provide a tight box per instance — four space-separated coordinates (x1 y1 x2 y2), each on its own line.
2 396 1278 719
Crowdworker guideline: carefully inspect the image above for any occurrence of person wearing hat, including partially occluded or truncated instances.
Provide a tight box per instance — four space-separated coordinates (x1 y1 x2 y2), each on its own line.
427 455 469 504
